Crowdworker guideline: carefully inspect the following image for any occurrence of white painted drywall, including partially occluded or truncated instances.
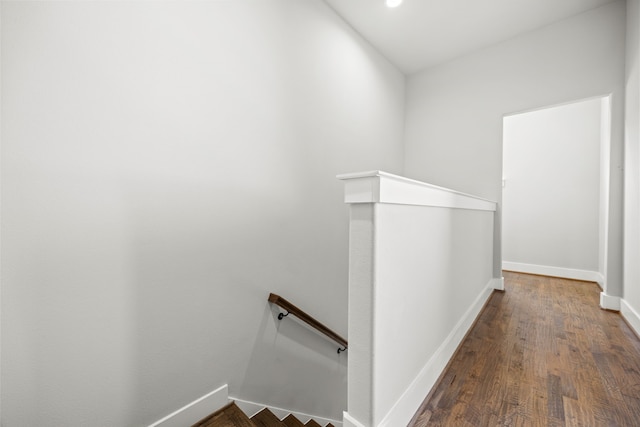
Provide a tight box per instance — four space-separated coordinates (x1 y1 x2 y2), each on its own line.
0 1 405 425
502 99 602 273
599 96 612 286
341 172 496 427
0 2 3 422
346 203 495 426
373 204 494 425
404 1 625 298
624 0 640 319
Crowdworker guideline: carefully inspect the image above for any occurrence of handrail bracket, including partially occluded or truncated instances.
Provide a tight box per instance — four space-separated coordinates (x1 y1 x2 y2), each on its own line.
277 311 290 320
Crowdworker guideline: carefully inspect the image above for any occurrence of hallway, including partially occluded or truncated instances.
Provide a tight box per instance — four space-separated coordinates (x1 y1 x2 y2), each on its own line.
410 272 640 426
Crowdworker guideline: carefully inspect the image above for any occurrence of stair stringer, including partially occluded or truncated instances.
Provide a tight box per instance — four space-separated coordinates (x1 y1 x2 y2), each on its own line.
231 396 343 427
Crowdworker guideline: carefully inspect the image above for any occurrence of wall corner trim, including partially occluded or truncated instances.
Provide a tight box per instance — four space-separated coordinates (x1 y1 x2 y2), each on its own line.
147 385 229 427
600 292 621 311
375 280 495 427
621 299 640 335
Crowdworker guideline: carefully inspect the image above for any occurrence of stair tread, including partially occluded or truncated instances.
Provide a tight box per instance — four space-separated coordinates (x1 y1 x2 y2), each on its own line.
282 414 305 427
252 408 284 427
192 402 254 427
192 402 329 427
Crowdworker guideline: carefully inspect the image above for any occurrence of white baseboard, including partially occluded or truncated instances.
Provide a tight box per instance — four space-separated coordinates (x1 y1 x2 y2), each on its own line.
148 385 229 427
621 299 640 336
502 261 603 284
600 292 621 311
231 396 342 427
231 398 265 419
372 280 495 427
343 411 366 427
490 277 505 291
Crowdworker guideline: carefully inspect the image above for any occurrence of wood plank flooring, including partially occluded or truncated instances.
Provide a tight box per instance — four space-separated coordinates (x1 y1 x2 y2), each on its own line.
410 272 640 426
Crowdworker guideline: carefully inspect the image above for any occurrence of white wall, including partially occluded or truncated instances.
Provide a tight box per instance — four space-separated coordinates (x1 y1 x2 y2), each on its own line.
0 1 405 426
346 204 496 427
0 1 3 422
502 98 602 275
624 0 640 330
340 172 497 427
373 205 494 425
599 96 612 287
404 1 625 297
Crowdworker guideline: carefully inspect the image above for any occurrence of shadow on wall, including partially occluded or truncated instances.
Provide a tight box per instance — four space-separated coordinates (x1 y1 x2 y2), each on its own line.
238 302 347 420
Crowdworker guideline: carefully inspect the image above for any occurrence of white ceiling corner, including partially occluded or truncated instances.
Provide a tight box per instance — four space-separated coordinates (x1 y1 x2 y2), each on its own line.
323 0 618 74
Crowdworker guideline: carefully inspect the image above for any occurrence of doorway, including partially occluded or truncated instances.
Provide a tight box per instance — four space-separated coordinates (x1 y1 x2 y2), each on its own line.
501 96 611 289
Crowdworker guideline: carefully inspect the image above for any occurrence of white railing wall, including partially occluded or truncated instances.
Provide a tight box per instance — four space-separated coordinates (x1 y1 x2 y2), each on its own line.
338 171 502 427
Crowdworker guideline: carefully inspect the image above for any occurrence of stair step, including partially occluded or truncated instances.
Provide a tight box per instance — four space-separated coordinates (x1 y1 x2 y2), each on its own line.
251 408 285 427
282 414 305 427
194 401 331 427
192 402 254 427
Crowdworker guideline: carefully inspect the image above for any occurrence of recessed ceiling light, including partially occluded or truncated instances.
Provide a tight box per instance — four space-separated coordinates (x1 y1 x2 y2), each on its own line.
386 0 402 8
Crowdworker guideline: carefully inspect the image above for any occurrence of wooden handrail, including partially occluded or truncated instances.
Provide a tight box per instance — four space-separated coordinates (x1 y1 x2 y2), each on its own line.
268 293 348 352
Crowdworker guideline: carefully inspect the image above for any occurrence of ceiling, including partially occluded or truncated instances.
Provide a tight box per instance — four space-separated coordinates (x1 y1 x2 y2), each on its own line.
323 0 618 74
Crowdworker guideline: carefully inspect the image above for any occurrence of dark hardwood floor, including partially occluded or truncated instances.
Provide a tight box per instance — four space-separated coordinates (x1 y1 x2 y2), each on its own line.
410 271 640 426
